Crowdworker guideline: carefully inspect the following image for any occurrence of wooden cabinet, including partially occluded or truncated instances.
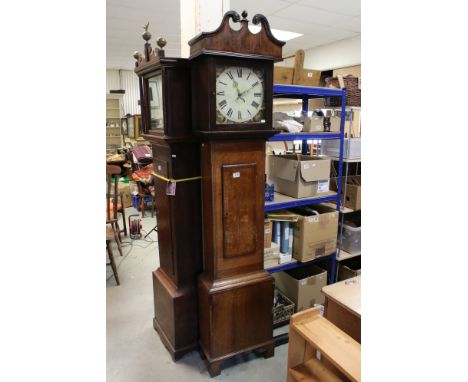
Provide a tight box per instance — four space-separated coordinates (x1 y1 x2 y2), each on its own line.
106 94 123 149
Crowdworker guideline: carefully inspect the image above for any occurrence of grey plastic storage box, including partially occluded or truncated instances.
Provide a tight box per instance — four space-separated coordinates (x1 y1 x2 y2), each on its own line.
340 220 361 254
321 138 361 159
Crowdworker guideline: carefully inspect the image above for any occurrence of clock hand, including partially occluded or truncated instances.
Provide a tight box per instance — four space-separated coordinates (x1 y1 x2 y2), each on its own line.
232 79 241 97
238 85 255 98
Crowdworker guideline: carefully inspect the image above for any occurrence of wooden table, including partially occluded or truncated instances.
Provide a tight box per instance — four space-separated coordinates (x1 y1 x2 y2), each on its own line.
322 275 361 343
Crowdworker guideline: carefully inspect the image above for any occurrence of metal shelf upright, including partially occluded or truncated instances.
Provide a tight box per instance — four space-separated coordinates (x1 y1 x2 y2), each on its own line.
266 84 346 284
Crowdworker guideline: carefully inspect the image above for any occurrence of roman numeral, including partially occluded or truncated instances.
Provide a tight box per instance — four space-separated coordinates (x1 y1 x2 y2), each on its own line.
251 81 259 87
254 93 261 97
218 100 227 109
226 71 234 80
238 111 242 120
247 110 252 116
251 101 259 108
216 91 225 96
227 108 233 117
237 68 242 78
246 71 252 80
219 81 227 86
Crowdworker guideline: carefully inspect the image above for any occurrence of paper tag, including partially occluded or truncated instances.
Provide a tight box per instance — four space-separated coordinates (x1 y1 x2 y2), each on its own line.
171 154 177 158
317 180 329 193
166 181 176 196
144 153 151 157
306 216 319 223
265 228 271 234
232 172 240 178
303 164 310 169
307 72 313 78
157 165 162 171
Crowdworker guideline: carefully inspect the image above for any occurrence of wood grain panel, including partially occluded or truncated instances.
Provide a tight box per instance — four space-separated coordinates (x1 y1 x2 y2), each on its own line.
221 163 257 258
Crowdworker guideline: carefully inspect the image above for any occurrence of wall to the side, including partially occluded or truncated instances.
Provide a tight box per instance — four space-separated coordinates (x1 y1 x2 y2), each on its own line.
106 69 140 115
278 35 361 71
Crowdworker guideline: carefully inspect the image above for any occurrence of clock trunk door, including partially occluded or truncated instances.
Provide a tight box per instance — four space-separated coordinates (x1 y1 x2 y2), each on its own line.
203 140 265 279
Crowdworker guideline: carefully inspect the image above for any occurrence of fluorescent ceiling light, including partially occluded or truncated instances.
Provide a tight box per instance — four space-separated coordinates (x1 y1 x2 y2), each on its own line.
249 25 302 42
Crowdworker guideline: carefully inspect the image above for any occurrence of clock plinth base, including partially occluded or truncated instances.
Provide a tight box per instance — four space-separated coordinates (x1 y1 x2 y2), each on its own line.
152 269 199 360
197 271 275 377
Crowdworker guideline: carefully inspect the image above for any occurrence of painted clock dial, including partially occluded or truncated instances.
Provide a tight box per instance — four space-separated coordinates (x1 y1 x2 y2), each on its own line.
215 65 265 124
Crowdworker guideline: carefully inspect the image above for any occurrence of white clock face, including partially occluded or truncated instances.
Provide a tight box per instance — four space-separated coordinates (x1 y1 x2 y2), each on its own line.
216 65 265 124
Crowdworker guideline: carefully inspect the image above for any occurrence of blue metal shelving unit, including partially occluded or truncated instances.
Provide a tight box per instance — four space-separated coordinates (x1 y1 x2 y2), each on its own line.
265 84 346 284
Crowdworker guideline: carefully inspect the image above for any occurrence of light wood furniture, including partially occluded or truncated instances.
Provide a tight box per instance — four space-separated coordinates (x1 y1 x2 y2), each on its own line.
106 94 123 149
322 276 361 343
287 307 361 382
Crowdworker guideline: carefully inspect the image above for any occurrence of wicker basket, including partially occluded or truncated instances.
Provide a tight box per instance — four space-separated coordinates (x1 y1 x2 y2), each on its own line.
324 75 361 107
273 289 295 325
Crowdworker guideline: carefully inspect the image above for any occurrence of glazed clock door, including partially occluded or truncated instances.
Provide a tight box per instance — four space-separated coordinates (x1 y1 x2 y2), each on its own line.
215 65 265 124
147 74 164 131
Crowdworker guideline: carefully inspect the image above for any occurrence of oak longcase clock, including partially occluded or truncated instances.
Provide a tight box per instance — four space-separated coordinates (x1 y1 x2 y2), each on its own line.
189 10 285 377
134 26 202 361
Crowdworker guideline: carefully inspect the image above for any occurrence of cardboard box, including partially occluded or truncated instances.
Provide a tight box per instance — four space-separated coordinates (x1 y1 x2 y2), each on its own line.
264 220 272 249
330 176 361 211
274 67 294 85
292 204 339 261
338 257 361 281
267 155 331 199
297 69 321 87
264 242 280 269
321 138 361 159
273 264 327 311
111 181 133 208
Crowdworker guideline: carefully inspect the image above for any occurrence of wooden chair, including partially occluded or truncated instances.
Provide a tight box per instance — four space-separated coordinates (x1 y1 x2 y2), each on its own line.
106 164 125 285
136 180 155 218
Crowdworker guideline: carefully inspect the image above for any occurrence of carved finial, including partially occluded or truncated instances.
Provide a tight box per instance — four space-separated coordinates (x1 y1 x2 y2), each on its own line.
142 22 151 42
133 51 141 60
156 37 167 49
241 10 248 20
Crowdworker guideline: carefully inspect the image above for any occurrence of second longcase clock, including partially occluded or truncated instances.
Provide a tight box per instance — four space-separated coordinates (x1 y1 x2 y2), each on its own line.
134 28 202 360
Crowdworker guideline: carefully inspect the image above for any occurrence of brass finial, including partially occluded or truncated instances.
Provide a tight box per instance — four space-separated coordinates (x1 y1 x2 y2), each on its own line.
241 10 248 19
133 51 141 60
156 37 167 49
142 22 151 42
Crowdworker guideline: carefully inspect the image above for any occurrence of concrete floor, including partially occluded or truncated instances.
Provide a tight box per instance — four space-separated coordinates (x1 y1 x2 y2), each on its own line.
107 207 289 382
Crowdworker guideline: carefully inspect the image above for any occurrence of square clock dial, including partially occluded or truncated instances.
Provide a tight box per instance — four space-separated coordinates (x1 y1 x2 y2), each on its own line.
216 65 265 124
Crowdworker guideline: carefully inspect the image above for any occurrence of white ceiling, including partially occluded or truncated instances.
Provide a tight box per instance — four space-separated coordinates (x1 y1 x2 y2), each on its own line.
107 0 360 69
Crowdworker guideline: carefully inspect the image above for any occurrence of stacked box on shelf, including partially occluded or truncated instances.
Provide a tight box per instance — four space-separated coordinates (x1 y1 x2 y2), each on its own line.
290 204 339 262
273 264 327 312
330 175 361 211
267 154 331 198
338 257 361 281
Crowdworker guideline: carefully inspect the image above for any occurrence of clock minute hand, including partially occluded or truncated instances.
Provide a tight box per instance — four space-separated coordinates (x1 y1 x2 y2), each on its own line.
238 85 255 98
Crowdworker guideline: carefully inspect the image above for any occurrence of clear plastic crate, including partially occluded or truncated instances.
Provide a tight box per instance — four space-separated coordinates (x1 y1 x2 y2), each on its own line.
340 221 361 254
